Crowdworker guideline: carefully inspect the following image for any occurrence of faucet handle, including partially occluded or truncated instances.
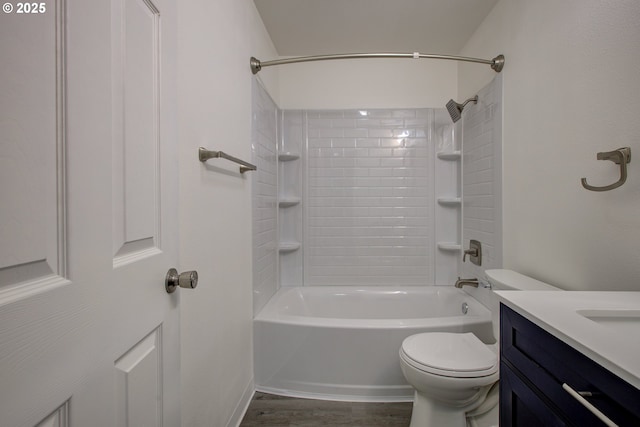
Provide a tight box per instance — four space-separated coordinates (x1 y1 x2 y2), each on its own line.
462 248 477 262
462 239 482 266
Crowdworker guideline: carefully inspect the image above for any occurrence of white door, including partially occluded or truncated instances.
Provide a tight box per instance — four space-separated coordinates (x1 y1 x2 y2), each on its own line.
0 0 182 426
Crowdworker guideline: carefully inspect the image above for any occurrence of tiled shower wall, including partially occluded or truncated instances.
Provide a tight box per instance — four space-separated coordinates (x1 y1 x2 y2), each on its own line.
460 75 503 282
252 88 465 295
304 110 435 286
251 80 278 315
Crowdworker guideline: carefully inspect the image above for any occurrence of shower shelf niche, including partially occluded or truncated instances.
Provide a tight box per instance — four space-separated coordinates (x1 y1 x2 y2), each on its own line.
436 144 462 256
437 242 462 251
278 152 300 162
276 111 305 288
436 151 461 161
279 197 301 207
279 242 301 253
437 197 461 206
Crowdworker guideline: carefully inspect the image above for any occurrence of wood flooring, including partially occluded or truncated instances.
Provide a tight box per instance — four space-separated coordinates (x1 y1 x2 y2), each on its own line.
240 392 412 426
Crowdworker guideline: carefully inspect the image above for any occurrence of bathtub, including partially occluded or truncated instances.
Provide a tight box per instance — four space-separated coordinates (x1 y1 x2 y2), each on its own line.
253 286 494 402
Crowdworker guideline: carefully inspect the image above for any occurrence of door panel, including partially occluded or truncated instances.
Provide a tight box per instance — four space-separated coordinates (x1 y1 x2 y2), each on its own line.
35 402 69 427
115 327 163 426
0 0 179 425
112 0 162 261
0 0 68 296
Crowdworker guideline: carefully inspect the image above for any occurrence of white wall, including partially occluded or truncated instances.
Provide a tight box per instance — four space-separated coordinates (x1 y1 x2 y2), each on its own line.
177 1 278 426
273 59 457 110
459 0 640 291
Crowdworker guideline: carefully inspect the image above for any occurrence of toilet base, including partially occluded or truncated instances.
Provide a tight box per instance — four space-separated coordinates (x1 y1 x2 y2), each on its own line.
409 390 468 427
408 381 498 427
467 403 498 427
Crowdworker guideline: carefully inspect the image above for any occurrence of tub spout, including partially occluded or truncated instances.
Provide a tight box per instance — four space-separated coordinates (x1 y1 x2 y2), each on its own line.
455 277 479 288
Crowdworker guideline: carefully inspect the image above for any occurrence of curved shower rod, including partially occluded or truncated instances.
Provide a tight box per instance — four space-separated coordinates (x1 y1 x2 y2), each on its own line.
250 52 504 74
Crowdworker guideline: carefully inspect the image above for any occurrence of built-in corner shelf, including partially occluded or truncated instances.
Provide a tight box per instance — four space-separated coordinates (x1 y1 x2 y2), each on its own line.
436 151 461 161
278 152 300 162
279 197 301 208
437 242 462 251
279 242 301 253
437 197 461 206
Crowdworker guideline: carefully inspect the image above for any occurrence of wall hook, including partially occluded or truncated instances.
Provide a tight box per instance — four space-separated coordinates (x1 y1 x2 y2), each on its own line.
580 147 631 192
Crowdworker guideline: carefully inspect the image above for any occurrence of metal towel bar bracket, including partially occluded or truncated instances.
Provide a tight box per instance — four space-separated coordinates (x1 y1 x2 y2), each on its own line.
198 147 257 174
581 147 631 192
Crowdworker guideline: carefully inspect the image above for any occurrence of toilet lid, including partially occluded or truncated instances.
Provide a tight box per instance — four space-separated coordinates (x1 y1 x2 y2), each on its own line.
401 332 498 378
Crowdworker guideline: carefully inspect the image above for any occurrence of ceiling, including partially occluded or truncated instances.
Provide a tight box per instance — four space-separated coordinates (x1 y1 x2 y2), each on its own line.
253 0 499 56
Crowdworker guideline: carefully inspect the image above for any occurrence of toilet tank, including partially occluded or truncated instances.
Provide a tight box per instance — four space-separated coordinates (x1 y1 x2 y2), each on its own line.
485 269 562 291
484 270 561 342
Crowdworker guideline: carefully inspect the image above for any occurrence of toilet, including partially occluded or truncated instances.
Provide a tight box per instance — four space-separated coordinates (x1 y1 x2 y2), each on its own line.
399 269 561 427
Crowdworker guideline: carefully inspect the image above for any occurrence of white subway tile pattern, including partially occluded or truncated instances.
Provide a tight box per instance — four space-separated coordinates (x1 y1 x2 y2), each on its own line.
461 76 503 280
252 81 278 314
304 109 434 286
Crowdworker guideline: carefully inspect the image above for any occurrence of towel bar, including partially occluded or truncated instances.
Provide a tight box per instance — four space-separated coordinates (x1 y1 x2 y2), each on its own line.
198 147 257 174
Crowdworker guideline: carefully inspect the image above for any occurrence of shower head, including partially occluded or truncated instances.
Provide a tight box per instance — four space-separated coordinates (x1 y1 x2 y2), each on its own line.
445 95 478 123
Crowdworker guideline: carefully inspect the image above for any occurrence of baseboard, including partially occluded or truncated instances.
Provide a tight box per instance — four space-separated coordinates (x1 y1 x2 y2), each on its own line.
255 385 413 403
227 379 255 427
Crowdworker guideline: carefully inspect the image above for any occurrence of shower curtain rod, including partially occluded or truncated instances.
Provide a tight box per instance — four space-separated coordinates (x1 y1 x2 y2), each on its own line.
250 52 504 74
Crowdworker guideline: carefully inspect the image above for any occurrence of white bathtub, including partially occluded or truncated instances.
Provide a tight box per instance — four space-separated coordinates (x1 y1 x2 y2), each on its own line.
254 286 494 402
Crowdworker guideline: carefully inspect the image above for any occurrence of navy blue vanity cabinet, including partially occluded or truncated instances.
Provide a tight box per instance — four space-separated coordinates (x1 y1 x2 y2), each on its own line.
499 304 640 427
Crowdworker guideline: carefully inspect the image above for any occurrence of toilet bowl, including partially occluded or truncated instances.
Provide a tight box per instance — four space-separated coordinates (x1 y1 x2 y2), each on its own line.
399 269 561 427
399 332 498 427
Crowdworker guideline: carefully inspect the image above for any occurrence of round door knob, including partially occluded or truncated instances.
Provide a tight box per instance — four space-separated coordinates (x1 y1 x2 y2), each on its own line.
165 268 198 293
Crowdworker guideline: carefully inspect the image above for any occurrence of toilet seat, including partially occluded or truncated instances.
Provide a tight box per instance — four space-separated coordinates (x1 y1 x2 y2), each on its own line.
401 332 498 378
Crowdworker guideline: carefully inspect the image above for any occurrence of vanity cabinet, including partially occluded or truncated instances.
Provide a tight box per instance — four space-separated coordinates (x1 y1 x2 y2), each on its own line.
500 304 640 426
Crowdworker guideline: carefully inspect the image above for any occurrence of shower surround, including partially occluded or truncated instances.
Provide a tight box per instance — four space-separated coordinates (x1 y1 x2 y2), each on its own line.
251 80 462 315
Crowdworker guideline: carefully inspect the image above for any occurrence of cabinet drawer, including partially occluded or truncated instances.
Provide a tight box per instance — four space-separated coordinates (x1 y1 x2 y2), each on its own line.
501 304 640 426
500 361 568 427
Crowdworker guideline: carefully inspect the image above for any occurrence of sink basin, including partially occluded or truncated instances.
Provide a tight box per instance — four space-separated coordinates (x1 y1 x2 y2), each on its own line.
576 309 640 339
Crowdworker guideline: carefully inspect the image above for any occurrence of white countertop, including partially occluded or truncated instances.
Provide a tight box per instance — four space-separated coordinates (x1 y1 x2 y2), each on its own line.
495 290 640 390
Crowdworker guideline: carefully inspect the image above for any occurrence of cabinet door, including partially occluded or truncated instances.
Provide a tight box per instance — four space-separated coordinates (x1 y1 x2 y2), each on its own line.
501 362 568 427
